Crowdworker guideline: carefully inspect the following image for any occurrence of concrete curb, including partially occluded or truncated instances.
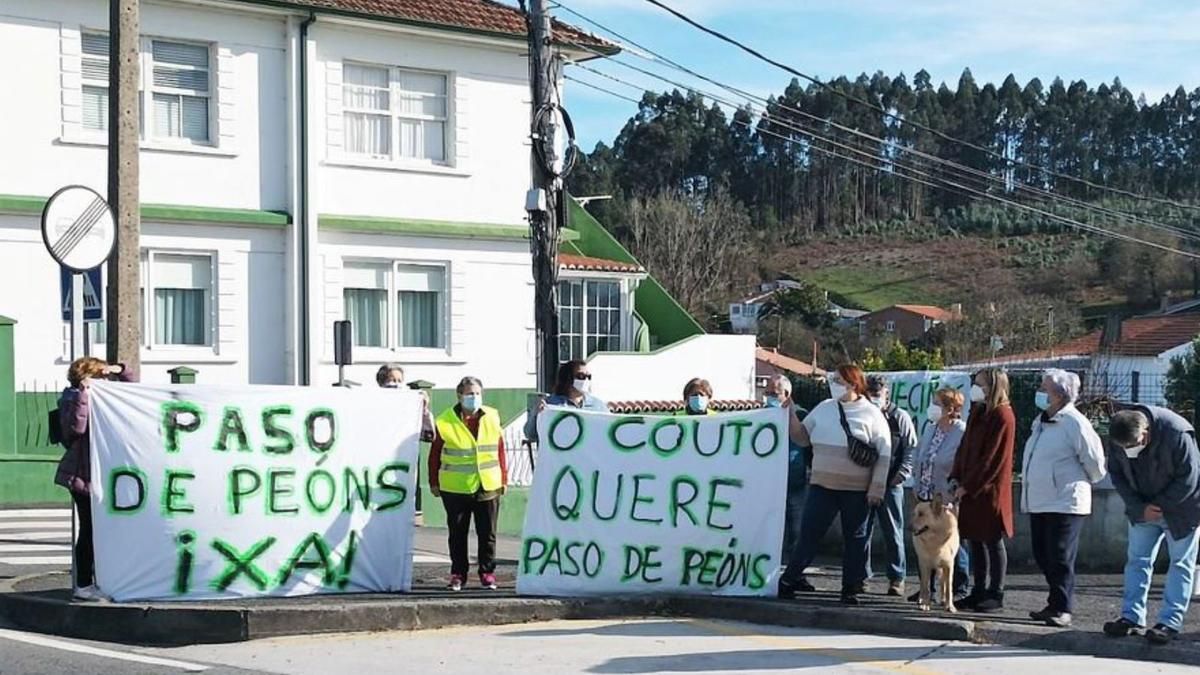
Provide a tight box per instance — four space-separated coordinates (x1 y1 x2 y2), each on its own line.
1 578 1196 667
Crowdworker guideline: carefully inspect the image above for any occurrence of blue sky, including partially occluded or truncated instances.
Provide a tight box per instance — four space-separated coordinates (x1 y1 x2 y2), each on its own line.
526 0 1200 150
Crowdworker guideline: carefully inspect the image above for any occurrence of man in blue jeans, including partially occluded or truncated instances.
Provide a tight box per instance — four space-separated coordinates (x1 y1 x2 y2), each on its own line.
1103 405 1200 645
863 375 918 596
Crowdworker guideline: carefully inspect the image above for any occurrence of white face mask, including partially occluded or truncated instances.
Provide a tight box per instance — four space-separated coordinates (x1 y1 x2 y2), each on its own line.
828 381 848 401
969 384 986 403
572 378 591 395
927 404 944 423
1124 444 1146 459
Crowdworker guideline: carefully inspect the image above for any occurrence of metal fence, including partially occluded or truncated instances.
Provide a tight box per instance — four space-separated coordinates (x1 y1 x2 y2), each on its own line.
13 385 61 456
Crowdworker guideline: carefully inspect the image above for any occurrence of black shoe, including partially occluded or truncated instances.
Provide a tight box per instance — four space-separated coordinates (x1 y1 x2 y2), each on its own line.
957 591 984 610
1045 612 1072 628
1029 606 1054 621
952 591 973 606
908 590 922 603
1145 623 1179 645
1103 617 1144 637
975 593 1004 612
778 579 797 600
840 593 860 606
795 576 817 593
853 580 868 595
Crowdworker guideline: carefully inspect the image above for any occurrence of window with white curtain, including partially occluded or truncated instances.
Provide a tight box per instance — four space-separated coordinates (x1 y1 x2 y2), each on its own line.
145 252 213 347
342 261 447 352
557 279 622 362
81 32 109 131
149 40 211 142
343 262 389 348
342 62 448 163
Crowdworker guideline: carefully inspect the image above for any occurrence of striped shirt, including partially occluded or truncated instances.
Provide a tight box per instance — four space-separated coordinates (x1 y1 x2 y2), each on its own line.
802 398 893 499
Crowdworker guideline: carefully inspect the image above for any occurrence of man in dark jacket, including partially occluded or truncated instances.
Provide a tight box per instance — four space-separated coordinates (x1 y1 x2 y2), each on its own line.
863 374 918 596
1103 405 1200 645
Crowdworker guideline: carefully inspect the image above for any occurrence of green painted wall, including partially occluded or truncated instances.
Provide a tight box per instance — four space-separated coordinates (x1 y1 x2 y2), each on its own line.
566 199 704 346
0 317 15 458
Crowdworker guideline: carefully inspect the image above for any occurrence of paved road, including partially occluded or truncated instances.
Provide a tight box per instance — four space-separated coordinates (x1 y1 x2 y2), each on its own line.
0 509 73 582
2 617 1198 674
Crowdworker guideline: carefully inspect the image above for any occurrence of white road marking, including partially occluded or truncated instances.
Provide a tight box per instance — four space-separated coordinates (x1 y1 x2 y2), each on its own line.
413 553 450 563
0 509 71 519
0 522 72 531
0 556 71 565
0 628 209 672
0 543 70 553
0 532 71 541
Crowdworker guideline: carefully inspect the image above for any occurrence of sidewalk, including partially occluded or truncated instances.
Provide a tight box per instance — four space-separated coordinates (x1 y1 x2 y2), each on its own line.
1 527 1198 667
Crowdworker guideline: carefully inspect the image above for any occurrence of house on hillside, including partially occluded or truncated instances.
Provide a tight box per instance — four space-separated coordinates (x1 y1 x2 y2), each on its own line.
729 279 864 333
859 304 958 343
0 0 756 500
953 313 1200 405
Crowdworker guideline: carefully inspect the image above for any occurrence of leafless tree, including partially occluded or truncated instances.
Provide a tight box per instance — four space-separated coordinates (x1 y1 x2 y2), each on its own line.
627 189 750 315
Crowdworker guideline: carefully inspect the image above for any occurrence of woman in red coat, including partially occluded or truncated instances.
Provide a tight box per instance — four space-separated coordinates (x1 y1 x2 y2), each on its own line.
950 368 1015 612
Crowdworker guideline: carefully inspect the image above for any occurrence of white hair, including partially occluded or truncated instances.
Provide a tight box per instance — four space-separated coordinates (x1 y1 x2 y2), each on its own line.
769 374 792 396
1043 368 1080 403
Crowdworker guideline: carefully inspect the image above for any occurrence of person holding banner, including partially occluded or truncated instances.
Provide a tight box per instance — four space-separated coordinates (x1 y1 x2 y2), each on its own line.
54 357 135 600
778 364 893 605
524 360 608 442
376 364 436 442
681 378 715 415
764 375 811 566
430 376 508 591
864 374 919 597
951 368 1016 612
909 387 971 603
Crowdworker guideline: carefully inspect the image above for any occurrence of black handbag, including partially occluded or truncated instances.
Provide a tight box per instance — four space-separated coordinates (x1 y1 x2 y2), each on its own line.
837 402 879 468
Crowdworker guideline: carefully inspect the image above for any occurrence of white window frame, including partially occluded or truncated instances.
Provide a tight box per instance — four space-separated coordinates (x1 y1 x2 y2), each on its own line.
557 275 628 363
339 61 453 167
142 37 214 146
67 29 224 153
885 320 896 333
340 258 451 359
80 31 110 133
142 249 219 353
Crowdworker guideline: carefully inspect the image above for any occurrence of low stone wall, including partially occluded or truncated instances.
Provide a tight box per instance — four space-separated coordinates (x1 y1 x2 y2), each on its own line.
818 482 1131 572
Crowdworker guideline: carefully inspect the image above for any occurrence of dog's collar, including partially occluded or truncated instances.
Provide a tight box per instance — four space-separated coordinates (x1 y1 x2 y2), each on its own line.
913 526 931 537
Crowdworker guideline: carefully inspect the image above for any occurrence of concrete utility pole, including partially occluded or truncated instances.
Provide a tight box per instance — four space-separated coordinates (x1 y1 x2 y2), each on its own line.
106 0 141 370
526 0 563 392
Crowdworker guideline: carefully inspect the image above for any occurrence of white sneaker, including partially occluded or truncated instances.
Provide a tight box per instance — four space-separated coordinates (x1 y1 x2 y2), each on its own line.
72 585 106 602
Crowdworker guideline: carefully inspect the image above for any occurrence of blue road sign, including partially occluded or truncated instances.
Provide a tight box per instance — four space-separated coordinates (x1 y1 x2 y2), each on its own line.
60 265 103 322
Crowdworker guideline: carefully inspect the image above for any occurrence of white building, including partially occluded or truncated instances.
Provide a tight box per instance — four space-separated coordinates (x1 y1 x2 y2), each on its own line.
952 313 1200 405
0 0 755 404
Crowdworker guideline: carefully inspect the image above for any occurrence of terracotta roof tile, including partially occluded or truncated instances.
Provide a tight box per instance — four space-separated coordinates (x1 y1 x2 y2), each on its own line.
984 312 1200 364
607 400 763 414
756 347 824 376
891 304 956 321
272 0 612 49
559 253 644 274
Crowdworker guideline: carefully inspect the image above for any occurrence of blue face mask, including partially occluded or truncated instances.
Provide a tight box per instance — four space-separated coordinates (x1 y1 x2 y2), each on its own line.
764 395 782 409
1034 391 1051 411
687 394 709 413
461 393 482 413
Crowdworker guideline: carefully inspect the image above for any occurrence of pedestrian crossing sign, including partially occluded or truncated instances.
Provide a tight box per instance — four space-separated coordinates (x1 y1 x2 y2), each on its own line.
60 265 103 322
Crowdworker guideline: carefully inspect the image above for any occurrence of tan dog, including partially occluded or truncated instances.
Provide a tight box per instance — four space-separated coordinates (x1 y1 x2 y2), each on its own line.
911 494 960 613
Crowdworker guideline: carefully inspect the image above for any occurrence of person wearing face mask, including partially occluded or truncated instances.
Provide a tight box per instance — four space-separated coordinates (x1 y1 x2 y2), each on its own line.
524 360 608 443
778 364 893 605
949 368 1016 612
54 357 137 600
429 376 508 592
680 378 714 416
863 374 919 597
1020 369 1106 627
376 364 435 442
1102 406 1200 645
908 387 971 604
763 375 811 567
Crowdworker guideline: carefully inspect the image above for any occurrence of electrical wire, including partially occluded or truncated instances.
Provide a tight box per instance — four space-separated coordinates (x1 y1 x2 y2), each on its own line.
556 32 1200 243
636 0 1200 213
565 68 1200 259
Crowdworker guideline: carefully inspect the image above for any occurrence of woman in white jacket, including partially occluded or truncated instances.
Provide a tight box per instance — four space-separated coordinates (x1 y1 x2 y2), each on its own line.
1021 368 1106 627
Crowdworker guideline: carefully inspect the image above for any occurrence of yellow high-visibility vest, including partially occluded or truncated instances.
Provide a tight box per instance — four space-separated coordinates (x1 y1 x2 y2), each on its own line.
435 405 503 495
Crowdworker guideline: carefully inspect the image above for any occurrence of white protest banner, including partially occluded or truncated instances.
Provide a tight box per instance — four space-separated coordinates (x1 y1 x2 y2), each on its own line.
872 370 973 436
517 408 787 597
88 382 422 602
